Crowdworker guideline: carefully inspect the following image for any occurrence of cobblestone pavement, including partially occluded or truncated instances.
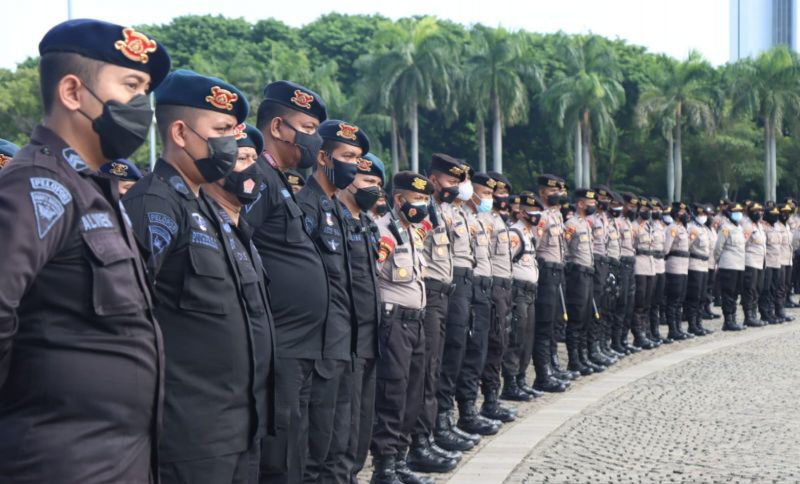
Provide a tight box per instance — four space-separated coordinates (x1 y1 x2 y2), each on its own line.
510 323 800 484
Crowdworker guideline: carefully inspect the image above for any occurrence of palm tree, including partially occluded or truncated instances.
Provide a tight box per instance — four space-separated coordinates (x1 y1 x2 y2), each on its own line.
730 46 800 201
540 35 624 188
356 17 459 173
464 26 543 173
635 52 717 201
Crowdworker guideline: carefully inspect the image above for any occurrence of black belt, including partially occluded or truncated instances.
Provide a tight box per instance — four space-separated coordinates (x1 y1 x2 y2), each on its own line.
608 258 622 268
453 266 474 281
668 250 690 258
512 280 537 292
382 303 425 321
475 275 493 290
594 255 610 264
690 253 709 261
653 252 665 259
536 259 564 270
425 278 455 295
621 256 635 265
566 263 594 275
636 249 652 256
492 276 513 290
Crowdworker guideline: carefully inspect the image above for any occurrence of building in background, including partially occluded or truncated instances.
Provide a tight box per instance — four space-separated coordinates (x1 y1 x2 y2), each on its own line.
730 0 798 61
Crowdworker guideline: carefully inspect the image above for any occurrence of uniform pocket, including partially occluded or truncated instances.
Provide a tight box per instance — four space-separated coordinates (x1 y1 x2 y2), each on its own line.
284 199 305 243
179 245 230 314
391 249 414 282
82 230 146 316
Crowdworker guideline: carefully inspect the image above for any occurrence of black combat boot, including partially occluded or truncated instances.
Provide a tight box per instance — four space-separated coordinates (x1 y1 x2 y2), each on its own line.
743 308 763 328
427 434 462 461
533 363 570 393
516 375 544 398
433 412 474 452
395 449 436 484
632 315 656 349
722 313 744 331
448 410 481 445
406 435 458 474
777 307 796 322
480 389 516 423
550 350 579 380
687 314 705 337
649 312 664 345
666 310 685 341
457 401 500 436
370 454 403 484
566 340 592 376
500 375 532 402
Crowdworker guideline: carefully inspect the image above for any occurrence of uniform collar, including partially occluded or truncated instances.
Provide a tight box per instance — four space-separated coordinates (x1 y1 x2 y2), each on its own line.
30 125 94 175
153 159 196 200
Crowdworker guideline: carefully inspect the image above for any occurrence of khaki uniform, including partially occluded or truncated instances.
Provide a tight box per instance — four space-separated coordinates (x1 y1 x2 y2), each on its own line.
651 220 665 274
564 217 594 268
482 211 512 280
633 221 654 276
376 213 426 309
664 224 690 275
534 207 565 264
742 218 766 270
687 222 711 272
714 220 746 271
509 222 539 283
446 203 475 269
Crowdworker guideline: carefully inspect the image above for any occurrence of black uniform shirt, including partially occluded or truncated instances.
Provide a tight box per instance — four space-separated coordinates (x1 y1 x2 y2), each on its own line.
242 154 329 359
0 126 162 483
342 205 381 359
296 176 353 361
123 160 258 462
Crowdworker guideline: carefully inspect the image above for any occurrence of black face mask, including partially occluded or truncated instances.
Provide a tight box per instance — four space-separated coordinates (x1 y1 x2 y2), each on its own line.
640 210 651 221
223 163 263 205
559 193 569 205
780 213 791 223
280 119 323 169
610 208 623 218
679 213 691 225
438 185 459 204
322 154 358 190
584 205 597 216
597 200 609 211
765 212 778 224
525 212 542 226
494 195 510 211
184 125 238 183
625 211 635 221
400 199 428 223
353 185 382 211
375 203 389 217
652 210 662 219
750 212 763 223
545 193 560 206
79 85 153 160
561 207 572 219
500 212 510 224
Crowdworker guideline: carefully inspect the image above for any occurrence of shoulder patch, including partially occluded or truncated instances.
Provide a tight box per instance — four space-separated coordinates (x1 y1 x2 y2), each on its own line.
169 176 190 196
148 212 179 235
62 148 89 172
281 188 291 199
722 228 729 237
671 228 677 237
30 191 65 239
148 224 172 255
378 235 396 264
30 177 72 204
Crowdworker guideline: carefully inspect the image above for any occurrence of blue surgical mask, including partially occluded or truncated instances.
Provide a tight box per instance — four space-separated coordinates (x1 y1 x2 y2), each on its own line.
731 212 743 223
477 197 493 213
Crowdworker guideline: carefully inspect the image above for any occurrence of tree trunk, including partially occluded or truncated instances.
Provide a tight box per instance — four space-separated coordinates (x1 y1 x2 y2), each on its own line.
390 111 399 175
409 98 419 173
574 121 582 189
764 120 771 200
666 135 675 203
771 127 777 200
478 119 487 173
581 111 591 188
674 119 683 201
492 91 503 173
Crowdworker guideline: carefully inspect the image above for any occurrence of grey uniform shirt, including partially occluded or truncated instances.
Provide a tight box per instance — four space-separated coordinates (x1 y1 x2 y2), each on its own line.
421 201 453 284
664 223 690 275
589 212 609 257
687 221 711 272
651 220 666 274
376 212 426 309
617 217 635 258
765 222 783 269
445 203 475 269
607 215 622 260
779 221 793 266
742 218 766 269
482 211 512 280
633 220 654 276
509 220 539 283
535 206 565 264
714 219 746 271
466 207 492 277
564 216 594 268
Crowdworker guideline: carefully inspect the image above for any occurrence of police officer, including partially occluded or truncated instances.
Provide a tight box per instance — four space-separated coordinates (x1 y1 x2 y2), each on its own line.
297 119 368 483
245 80 329 484
684 203 712 336
714 202 747 331
481 172 519 419
334 153 384 484
777 203 796 322
370 172 432 484
588 185 620 364
0 138 20 170
501 192 541 400
409 154 464 471
648 198 668 344
603 192 627 353
550 180 576 382
373 189 390 218
664 202 692 340
509 194 522 224
741 202 766 327
123 70 270 484
0 19 169 483
532 175 570 392
286 168 306 194
100 158 142 195
632 198 657 348
614 193 639 353
761 203 784 325
701 204 722 321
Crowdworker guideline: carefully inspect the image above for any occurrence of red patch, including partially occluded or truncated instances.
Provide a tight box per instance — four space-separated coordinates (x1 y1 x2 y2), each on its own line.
291 89 314 110
243 178 256 194
420 220 433 232
206 86 238 111
114 27 157 64
0 153 10 168
233 123 247 140
378 236 396 263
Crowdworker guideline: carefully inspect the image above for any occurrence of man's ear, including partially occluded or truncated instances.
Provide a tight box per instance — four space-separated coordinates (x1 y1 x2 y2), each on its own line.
170 120 188 149
57 74 83 112
270 117 283 140
316 150 327 168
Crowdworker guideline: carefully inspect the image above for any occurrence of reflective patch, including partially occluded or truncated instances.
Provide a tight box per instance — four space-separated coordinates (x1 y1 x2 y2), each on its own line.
328 238 339 251
169 176 190 196
245 192 262 213
281 189 291 199
191 230 220 250
148 224 171 255
62 148 89 172
81 212 114 231
222 223 232 233
191 213 208 232
30 191 65 239
148 212 178 235
29 177 72 204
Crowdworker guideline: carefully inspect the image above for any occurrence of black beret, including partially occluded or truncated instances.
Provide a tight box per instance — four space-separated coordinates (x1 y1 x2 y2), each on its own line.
262 80 327 122
319 119 369 155
0 138 19 169
510 194 521 205
537 174 562 188
39 19 171 91
691 202 706 214
430 153 466 180
779 203 792 212
639 198 650 208
518 191 542 209
672 201 688 212
155 69 249 124
285 169 306 188
393 171 434 195
751 202 764 211
574 188 596 200
100 158 142 181
487 171 512 193
622 192 639 204
650 197 664 209
592 185 613 198
765 201 779 214
610 191 624 204
234 123 264 155
472 173 497 190
358 153 386 186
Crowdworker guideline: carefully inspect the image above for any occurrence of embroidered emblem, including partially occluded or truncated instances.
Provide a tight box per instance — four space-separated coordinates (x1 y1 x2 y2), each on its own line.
290 89 314 109
233 123 247 140
148 225 171 254
169 176 190 196
206 86 238 111
109 162 129 177
357 158 373 171
114 27 157 64
148 212 178 234
30 192 65 239
30 178 72 204
378 236 395 263
337 123 359 141
411 177 427 191
191 231 220 250
191 213 208 232
0 153 11 168
62 148 88 172
81 212 113 231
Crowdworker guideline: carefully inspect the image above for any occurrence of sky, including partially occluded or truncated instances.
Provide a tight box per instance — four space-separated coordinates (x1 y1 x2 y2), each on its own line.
3 0 730 69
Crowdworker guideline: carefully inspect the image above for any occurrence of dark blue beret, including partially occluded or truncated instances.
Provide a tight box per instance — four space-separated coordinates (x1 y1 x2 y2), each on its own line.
234 123 264 155
155 69 249 124
39 19 171 91
393 171 434 195
100 158 142 181
0 138 19 169
319 119 370 155
358 153 385 186
262 80 327 122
